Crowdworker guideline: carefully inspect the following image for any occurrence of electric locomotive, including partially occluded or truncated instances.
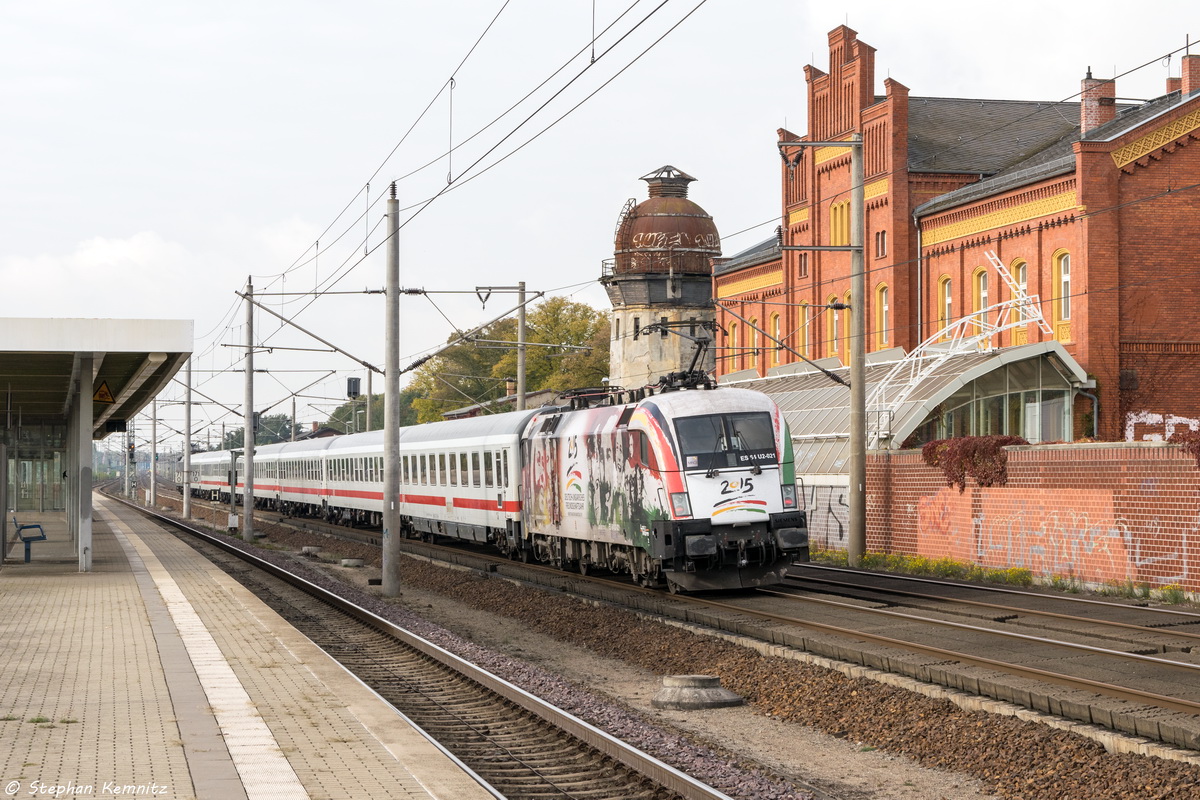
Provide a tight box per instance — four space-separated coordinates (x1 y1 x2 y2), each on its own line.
520 385 808 592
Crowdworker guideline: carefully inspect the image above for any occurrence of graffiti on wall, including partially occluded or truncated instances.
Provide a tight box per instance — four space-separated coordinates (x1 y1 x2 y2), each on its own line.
916 486 1192 588
1124 410 1200 442
804 484 849 550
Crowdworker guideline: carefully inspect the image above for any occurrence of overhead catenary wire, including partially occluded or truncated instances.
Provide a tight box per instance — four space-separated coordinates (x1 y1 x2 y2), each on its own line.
225 0 703 374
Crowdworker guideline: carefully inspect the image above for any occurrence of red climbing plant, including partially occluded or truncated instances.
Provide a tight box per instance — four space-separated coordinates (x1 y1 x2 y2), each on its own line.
921 435 1028 492
1168 429 1200 470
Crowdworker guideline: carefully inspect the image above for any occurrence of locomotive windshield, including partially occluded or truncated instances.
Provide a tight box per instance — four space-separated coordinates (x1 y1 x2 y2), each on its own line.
674 411 777 470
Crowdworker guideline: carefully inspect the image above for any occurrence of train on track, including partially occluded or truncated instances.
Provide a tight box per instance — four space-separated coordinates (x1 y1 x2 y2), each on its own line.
187 384 808 592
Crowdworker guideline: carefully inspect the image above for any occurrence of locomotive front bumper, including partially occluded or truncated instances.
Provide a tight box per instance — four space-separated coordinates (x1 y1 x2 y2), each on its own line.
649 510 810 590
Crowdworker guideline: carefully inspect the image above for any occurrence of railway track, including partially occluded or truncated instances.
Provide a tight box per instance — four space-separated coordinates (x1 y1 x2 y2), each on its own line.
154 489 1200 751
111 495 737 800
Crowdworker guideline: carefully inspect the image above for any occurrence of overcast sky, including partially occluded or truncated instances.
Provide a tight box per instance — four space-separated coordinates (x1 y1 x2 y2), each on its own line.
2 1 1192 450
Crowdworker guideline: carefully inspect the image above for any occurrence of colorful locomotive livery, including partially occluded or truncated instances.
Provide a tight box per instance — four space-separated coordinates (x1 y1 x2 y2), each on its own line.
187 385 808 592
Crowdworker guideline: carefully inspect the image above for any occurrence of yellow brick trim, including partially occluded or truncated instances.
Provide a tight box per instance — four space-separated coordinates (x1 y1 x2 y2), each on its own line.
814 144 853 164
788 207 810 226
922 190 1078 246
864 177 888 200
1111 108 1200 168
717 269 783 298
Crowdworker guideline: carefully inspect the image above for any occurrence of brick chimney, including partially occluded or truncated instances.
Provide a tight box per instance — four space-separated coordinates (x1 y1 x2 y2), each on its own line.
1081 68 1116 133
1167 77 1182 94
1184 54 1200 97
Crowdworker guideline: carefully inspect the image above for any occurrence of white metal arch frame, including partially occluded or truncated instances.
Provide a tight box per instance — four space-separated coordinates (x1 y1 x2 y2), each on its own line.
867 251 1053 448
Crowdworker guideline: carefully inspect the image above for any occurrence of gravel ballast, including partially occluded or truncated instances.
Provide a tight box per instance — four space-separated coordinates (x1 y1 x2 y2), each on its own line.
150 499 1200 800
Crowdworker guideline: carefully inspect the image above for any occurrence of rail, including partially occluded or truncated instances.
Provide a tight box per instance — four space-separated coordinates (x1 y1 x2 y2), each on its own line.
109 493 735 800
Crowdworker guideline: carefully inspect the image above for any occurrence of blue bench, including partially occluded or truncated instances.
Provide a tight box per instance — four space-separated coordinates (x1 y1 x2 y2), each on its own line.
12 516 46 563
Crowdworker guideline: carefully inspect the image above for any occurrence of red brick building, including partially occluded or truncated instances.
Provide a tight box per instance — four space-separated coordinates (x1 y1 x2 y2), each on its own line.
715 26 1200 442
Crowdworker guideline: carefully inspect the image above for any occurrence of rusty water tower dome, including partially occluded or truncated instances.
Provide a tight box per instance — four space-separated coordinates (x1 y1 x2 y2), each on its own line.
613 166 721 276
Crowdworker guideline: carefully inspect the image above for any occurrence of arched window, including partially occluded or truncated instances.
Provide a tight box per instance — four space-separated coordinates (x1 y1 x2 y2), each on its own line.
728 322 738 370
1056 252 1071 321
972 267 989 334
748 318 759 368
875 284 889 348
1014 260 1029 320
1052 250 1072 342
937 276 953 340
1011 259 1030 345
829 201 850 246
828 296 840 355
770 313 781 366
799 303 809 357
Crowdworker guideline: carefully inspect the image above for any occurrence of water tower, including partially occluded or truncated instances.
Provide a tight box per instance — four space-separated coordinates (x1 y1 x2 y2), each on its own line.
601 166 721 390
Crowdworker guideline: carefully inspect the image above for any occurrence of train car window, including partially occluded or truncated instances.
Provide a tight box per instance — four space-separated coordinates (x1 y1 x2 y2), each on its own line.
401 455 409 484
460 453 468 482
538 415 561 434
498 450 507 488
484 452 494 488
420 454 428 485
472 453 481 487
439 454 447 486
449 453 457 486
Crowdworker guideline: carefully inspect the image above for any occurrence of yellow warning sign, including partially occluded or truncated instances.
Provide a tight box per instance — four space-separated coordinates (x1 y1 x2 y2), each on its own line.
93 381 116 404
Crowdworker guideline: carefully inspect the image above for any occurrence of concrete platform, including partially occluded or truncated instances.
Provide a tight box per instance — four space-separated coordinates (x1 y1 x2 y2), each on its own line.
0 495 496 800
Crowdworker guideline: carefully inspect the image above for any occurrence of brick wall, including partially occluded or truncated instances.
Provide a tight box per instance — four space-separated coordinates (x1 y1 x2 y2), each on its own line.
857 442 1200 591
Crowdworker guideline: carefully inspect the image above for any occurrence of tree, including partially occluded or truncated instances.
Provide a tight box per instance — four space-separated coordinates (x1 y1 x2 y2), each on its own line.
490 297 610 393
324 388 420 432
219 413 300 449
408 298 610 423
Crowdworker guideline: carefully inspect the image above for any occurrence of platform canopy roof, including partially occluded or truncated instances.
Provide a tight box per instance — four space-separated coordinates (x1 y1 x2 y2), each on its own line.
0 318 193 440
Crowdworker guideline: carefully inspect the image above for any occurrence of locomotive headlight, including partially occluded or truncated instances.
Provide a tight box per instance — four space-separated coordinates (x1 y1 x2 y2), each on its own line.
670 492 692 518
781 483 797 509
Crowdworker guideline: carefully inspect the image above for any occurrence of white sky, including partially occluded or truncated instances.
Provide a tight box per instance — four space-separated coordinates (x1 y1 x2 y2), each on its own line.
1 1 1193 450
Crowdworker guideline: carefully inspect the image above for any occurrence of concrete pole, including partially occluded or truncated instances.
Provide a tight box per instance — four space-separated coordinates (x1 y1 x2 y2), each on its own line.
383 183 402 595
517 280 526 411
848 135 866 568
0 443 6 567
77 355 93 572
290 395 296 442
366 370 373 432
183 358 192 519
243 277 255 542
123 428 131 498
150 397 157 507
66 397 76 536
